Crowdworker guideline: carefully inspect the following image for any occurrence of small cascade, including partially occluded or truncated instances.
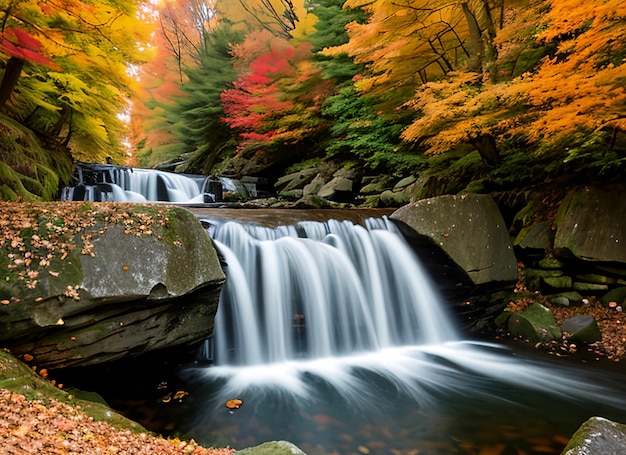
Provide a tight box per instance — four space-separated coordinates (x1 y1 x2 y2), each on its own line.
60 162 249 203
208 218 458 367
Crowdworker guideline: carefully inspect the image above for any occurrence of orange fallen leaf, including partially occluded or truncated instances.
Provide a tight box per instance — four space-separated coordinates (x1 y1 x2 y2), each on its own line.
225 399 243 409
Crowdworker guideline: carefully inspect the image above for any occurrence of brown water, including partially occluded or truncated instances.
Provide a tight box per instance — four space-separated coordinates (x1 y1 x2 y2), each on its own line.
183 207 396 228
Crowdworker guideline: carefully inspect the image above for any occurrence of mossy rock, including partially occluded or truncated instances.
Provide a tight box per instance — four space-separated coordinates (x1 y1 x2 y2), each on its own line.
359 194 381 208
393 175 416 190
507 303 562 342
600 286 626 306
494 310 512 328
513 221 553 251
575 273 617 285
523 268 564 291
538 258 565 269
279 189 304 201
360 181 387 195
560 315 602 343
235 441 307 455
550 292 584 307
0 203 226 368
572 282 609 292
562 417 626 454
542 276 573 290
0 349 144 432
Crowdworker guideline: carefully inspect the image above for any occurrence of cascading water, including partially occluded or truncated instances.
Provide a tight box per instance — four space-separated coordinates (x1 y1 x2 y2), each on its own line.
182 217 626 454
60 162 250 203
210 218 457 367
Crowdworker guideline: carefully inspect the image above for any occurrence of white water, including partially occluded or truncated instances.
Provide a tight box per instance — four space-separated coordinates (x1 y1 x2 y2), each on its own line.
198 218 626 411
60 165 251 203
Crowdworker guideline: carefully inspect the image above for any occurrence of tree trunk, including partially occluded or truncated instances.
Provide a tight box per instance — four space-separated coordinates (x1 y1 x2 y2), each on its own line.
478 0 498 81
0 57 24 107
470 134 500 167
461 2 483 72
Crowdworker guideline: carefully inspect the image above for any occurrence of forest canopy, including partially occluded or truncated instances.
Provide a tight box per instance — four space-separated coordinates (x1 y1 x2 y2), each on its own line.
0 0 625 201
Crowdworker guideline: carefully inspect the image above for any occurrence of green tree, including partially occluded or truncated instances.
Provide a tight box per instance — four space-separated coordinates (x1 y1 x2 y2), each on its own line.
154 23 245 174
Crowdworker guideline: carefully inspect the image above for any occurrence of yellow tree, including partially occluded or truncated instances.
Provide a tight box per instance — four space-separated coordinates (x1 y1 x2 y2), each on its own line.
0 0 154 163
216 0 316 40
325 0 500 104
400 0 626 164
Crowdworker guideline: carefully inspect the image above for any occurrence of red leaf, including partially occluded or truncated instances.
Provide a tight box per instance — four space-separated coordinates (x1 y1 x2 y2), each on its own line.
4 27 42 52
0 28 60 70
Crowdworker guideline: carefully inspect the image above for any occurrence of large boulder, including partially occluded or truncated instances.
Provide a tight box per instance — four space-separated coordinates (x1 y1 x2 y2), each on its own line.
554 186 626 263
0 202 225 368
391 194 518 285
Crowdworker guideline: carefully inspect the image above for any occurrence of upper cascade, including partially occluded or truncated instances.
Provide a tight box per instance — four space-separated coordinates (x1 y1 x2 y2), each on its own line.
60 162 252 203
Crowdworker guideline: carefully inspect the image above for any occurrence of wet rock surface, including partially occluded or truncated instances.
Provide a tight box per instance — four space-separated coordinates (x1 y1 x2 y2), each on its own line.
0 203 225 368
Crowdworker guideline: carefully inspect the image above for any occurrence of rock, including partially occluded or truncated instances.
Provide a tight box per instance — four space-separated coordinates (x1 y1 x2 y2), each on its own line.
560 315 602 343
507 303 562 343
0 350 144 431
391 194 518 285
551 292 584 307
524 268 564 290
572 282 609 292
562 416 626 455
542 276 573 290
538 258 566 269
293 194 336 209
575 273 616 285
278 189 303 201
551 296 571 307
0 204 225 368
380 189 410 206
302 174 325 196
393 175 416 190
360 181 387 195
514 221 553 252
235 441 308 455
360 194 381 208
554 186 626 263
317 176 354 201
274 169 317 193
600 286 626 307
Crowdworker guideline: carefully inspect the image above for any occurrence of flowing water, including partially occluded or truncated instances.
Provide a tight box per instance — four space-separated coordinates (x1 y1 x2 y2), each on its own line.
60 163 249 203
169 217 626 455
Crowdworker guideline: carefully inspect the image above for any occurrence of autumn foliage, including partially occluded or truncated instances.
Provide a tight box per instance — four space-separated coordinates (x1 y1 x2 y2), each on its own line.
130 0 624 184
0 0 153 200
1 0 625 199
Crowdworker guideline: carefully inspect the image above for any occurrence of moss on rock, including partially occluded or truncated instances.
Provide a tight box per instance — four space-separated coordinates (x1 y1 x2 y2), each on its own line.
0 349 145 432
235 441 307 455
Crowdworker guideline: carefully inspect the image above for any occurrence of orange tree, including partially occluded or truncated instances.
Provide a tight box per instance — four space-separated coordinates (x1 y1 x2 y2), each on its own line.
325 0 625 181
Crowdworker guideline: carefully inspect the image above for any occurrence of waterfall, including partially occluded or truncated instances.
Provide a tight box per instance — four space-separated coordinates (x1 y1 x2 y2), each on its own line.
210 218 457 367
196 217 626 411
60 162 248 203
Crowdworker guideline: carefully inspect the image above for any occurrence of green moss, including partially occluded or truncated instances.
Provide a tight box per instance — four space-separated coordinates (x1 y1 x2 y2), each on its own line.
235 441 306 455
285 158 323 174
0 350 145 432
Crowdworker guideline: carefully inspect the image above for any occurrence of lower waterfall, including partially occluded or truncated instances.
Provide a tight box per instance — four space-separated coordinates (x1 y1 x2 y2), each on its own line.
194 218 624 406
179 216 626 453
